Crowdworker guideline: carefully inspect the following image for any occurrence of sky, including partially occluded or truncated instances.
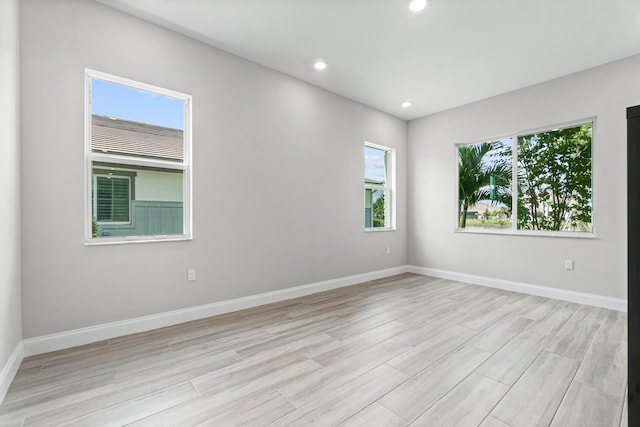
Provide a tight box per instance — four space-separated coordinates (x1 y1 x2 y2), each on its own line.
364 146 386 183
91 79 184 130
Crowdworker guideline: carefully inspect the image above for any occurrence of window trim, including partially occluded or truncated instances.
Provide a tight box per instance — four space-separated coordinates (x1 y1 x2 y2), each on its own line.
454 117 596 238
84 69 193 245
364 141 396 232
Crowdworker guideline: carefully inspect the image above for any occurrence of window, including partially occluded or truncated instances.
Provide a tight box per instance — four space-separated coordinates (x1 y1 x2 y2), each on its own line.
458 138 513 230
457 120 593 235
364 142 395 230
85 70 192 243
94 174 130 223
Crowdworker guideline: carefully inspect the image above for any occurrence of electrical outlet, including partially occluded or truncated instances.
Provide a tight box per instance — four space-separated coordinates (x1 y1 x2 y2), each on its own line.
386 246 391 254
564 260 574 270
188 269 196 281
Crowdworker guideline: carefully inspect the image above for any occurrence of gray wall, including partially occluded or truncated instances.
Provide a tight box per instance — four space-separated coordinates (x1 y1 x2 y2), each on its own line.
20 0 407 338
408 54 640 300
0 0 23 368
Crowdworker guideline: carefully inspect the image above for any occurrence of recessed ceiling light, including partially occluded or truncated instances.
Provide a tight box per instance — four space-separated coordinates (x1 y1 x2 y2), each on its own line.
401 100 412 108
314 59 327 71
409 0 427 12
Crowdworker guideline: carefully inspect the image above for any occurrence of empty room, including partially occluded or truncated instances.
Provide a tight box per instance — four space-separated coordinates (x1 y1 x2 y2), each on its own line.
1 0 639 425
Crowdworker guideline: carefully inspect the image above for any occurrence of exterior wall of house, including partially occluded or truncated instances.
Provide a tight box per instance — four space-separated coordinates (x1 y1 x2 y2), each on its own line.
135 169 182 202
93 166 183 203
408 53 640 300
19 0 407 338
364 189 373 228
0 0 23 398
98 201 183 237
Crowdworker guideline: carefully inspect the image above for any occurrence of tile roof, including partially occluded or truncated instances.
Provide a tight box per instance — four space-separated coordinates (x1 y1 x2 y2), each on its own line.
91 115 183 161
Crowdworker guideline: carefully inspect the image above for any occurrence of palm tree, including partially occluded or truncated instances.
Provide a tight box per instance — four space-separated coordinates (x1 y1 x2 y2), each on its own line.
458 142 511 228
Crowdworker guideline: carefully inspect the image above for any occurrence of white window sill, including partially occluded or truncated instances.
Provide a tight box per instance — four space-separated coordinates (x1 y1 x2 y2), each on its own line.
455 228 596 239
365 227 396 233
85 235 192 246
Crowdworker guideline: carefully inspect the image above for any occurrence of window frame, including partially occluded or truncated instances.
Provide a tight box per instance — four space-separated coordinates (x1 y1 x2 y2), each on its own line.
454 117 596 238
84 69 193 245
364 141 396 232
93 174 132 225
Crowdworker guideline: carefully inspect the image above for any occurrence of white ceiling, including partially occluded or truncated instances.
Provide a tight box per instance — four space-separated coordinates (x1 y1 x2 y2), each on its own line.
97 0 640 121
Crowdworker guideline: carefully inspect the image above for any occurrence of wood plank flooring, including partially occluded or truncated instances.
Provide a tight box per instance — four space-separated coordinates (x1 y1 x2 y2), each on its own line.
0 273 628 426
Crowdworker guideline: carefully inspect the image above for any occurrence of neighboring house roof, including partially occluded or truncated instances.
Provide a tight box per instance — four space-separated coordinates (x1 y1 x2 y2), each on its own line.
91 115 184 161
365 178 384 185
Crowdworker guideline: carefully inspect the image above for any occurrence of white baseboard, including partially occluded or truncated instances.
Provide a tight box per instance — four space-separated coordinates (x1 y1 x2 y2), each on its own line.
21 264 626 358
0 341 24 405
407 265 627 312
23 266 407 357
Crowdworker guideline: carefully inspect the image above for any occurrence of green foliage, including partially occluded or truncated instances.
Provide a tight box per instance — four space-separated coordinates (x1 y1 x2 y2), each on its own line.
465 219 512 229
92 216 100 238
458 142 512 228
516 125 592 231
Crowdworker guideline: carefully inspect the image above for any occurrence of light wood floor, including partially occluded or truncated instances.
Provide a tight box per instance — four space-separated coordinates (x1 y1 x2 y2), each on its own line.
0 274 628 426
